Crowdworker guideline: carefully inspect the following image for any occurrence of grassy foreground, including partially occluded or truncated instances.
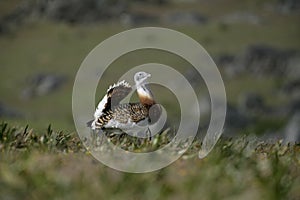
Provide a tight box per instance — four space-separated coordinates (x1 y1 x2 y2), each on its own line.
0 122 299 200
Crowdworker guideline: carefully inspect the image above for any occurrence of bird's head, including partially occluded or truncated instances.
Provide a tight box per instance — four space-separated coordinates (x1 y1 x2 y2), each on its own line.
134 71 151 86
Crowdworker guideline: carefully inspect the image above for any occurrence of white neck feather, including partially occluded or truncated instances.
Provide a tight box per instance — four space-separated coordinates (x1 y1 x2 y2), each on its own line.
136 83 153 100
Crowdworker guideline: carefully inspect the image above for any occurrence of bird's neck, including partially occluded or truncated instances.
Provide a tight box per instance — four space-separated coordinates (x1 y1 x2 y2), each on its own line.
137 83 155 106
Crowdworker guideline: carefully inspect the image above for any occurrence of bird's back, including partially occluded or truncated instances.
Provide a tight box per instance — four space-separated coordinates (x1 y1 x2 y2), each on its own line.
94 103 149 129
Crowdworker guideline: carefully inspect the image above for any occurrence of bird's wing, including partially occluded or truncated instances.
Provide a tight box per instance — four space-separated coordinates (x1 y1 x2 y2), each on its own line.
94 80 132 119
106 80 132 110
93 103 148 129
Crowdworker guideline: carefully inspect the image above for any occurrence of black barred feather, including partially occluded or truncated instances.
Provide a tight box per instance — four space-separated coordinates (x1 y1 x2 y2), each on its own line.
102 81 132 114
92 80 132 124
94 103 150 129
90 72 161 132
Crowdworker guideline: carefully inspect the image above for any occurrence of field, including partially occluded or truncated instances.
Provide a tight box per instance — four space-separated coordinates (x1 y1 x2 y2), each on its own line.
0 123 299 200
0 0 300 199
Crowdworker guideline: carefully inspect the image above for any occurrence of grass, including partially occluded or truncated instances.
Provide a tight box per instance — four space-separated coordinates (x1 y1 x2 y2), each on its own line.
0 122 299 200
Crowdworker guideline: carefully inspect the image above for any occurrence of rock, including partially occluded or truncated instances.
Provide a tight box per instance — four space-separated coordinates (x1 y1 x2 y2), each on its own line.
237 45 298 77
132 0 169 5
200 97 211 116
224 104 251 136
0 2 32 34
215 54 235 68
39 0 128 23
162 12 208 25
285 54 300 79
184 68 203 88
0 102 23 118
284 112 300 143
0 0 129 29
221 12 261 25
120 13 159 26
216 46 299 78
215 54 240 78
21 73 67 99
238 93 266 116
282 79 300 97
277 0 300 14
287 97 300 115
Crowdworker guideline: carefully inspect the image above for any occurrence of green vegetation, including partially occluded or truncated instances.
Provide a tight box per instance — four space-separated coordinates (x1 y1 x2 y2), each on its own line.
0 122 299 200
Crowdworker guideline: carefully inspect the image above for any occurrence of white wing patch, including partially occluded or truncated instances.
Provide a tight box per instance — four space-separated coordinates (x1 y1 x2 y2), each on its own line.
107 80 131 92
94 93 108 119
91 80 132 130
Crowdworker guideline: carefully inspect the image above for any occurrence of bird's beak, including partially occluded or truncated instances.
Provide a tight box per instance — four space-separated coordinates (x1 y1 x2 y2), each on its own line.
147 73 151 78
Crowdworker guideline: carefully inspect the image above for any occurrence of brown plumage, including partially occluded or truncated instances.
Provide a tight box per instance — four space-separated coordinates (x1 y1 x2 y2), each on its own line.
102 83 132 114
138 94 155 106
90 71 161 134
94 103 150 129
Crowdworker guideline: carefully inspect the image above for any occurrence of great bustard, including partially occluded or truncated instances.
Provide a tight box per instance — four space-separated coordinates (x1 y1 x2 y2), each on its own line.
89 72 161 138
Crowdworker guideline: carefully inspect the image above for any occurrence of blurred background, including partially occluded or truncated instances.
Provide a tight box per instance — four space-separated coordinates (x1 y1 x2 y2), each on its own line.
0 0 299 142
1 1 300 200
